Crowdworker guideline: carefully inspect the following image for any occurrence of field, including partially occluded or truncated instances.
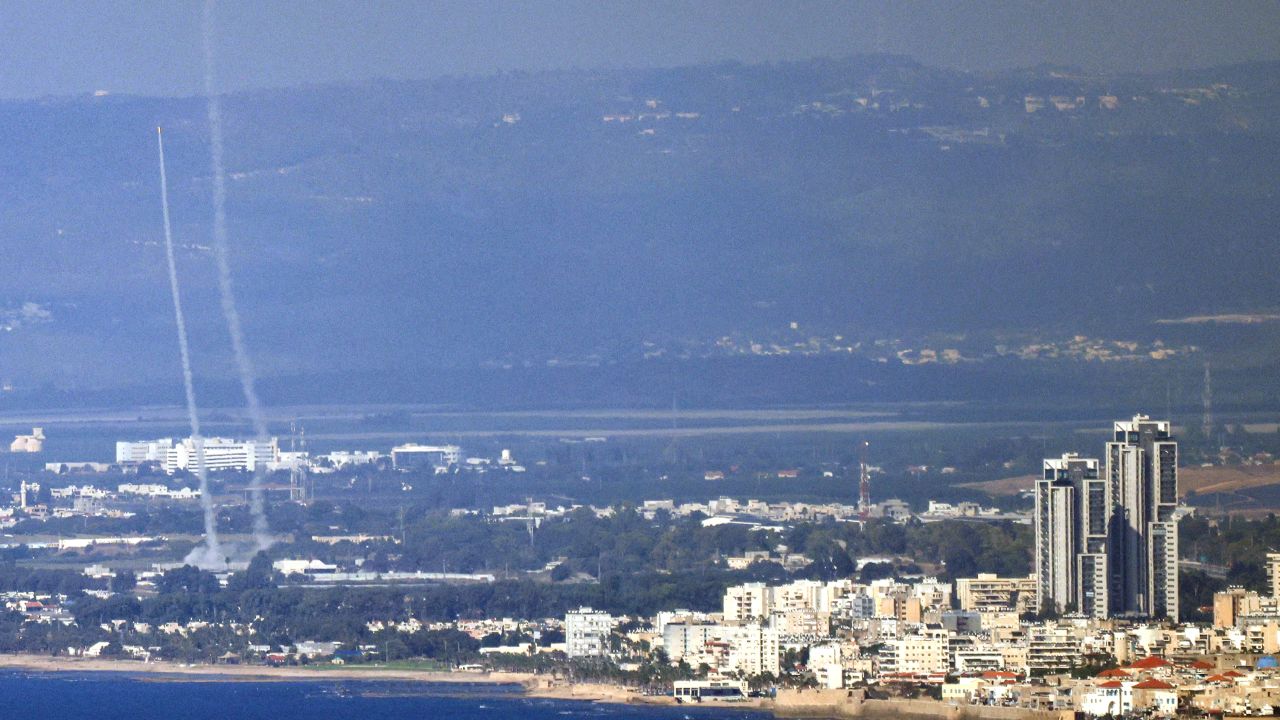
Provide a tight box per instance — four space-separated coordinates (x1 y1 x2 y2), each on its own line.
961 465 1280 515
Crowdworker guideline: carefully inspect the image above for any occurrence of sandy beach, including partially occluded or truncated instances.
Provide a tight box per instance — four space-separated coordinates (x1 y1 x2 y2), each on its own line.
0 655 1066 719
0 654 689 706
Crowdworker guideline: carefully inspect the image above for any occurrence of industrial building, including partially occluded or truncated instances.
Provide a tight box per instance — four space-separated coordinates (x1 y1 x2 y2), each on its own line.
116 436 279 475
390 443 461 472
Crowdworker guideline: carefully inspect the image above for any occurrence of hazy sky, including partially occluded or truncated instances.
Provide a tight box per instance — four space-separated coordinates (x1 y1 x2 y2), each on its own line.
2 0 1279 98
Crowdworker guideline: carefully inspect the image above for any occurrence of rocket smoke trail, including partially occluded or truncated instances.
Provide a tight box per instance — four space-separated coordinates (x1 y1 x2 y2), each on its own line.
203 0 273 551
157 127 225 569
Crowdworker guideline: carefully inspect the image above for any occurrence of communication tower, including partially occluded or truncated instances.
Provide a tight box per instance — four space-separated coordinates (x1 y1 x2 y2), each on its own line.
289 419 307 502
858 441 871 521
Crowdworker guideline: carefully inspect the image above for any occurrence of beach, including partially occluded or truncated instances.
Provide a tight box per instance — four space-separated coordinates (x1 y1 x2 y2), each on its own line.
0 654 1070 720
0 654 674 704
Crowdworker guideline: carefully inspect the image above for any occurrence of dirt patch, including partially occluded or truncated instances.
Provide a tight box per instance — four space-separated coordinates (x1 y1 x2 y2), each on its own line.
958 474 1035 497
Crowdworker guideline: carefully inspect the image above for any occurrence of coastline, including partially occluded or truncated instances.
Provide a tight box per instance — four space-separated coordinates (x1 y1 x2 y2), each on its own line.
0 655 1067 720
0 654 532 685
0 654 675 705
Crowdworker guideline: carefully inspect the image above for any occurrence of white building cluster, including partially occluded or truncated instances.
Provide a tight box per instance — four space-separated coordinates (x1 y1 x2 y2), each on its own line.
547 571 1280 716
116 437 280 475
110 437 518 479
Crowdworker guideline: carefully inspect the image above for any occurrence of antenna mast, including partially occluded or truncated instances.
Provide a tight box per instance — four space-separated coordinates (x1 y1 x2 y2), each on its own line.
858 440 871 521
289 418 307 502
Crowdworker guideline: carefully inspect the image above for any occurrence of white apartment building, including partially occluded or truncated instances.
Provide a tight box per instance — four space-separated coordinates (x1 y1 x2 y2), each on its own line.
809 643 845 689
662 621 780 676
879 627 949 677
565 608 613 658
724 582 770 622
724 579 855 623
725 622 780 676
773 579 841 613
663 623 718 661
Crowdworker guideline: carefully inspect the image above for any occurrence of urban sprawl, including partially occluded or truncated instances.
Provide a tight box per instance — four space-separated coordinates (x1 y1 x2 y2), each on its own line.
0 415 1277 717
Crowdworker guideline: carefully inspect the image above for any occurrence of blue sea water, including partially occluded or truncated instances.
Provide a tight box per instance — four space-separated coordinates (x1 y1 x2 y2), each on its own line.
0 672 771 720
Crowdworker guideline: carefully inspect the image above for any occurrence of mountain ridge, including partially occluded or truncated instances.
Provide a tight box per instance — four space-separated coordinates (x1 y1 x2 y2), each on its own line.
0 54 1276 393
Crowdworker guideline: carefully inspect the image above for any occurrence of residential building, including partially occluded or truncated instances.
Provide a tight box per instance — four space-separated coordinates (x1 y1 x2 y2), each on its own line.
956 573 1038 614
1106 415 1179 621
1269 553 1280 600
723 583 769 622
1033 415 1179 622
725 622 780 676
1036 453 1097 614
662 621 779 677
880 627 949 677
565 608 613 658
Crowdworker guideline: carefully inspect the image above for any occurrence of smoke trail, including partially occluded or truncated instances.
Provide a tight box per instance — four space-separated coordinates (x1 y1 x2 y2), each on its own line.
203 0 273 552
157 127 225 569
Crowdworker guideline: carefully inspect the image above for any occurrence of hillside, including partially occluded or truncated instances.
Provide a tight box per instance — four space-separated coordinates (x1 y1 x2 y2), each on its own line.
1 56 1279 396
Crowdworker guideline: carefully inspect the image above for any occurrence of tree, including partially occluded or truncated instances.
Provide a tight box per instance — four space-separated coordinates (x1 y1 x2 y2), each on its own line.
110 571 138 594
227 553 277 592
157 565 219 595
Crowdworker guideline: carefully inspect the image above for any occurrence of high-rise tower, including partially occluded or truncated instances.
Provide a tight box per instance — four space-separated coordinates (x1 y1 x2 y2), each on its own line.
1036 453 1103 616
1105 414 1178 621
1034 415 1178 622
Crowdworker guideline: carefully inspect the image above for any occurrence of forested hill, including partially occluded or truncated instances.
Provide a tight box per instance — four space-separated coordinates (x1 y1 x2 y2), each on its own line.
1 55 1279 389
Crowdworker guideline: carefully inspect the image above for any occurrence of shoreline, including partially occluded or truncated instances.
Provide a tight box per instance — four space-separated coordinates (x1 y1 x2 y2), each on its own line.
0 654 676 705
0 655 1066 720
0 654 528 685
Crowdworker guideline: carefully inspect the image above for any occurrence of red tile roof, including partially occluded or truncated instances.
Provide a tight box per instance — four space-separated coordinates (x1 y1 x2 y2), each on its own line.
1097 668 1132 678
1133 679 1176 690
1097 680 1126 689
1129 656 1173 669
1187 660 1216 670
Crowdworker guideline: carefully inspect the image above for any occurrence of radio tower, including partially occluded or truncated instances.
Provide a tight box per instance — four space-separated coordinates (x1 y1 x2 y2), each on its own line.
289 419 307 502
858 440 871 521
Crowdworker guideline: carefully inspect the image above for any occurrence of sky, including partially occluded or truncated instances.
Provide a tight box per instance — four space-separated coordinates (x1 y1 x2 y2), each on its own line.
1 0 1279 98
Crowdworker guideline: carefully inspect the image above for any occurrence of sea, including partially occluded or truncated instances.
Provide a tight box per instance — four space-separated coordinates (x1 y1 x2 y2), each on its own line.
0 672 771 720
